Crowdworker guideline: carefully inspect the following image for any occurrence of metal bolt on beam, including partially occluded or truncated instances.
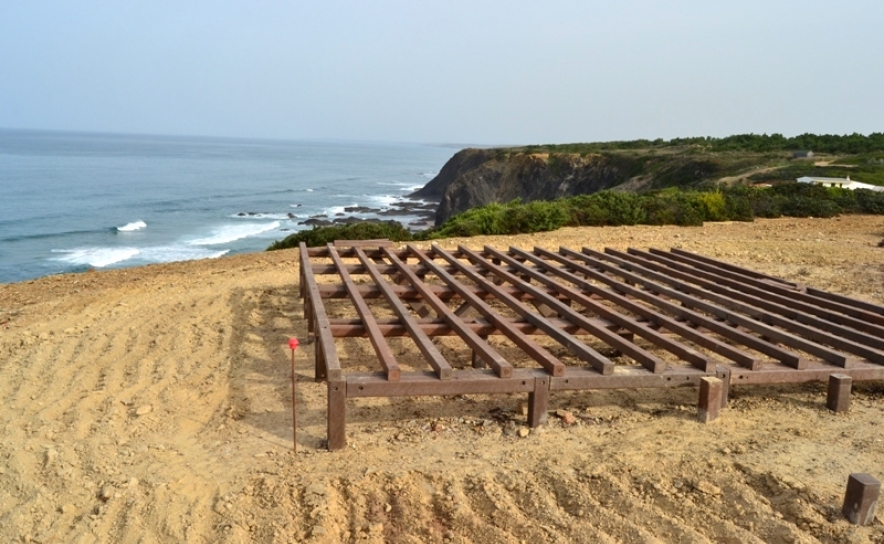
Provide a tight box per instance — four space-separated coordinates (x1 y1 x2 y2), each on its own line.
843 473 880 525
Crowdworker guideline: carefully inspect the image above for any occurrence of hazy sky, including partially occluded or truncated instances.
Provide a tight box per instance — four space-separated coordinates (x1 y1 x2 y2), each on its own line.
1 1 882 145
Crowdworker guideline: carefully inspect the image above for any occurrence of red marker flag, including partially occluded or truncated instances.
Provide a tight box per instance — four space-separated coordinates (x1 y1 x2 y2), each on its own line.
289 337 300 350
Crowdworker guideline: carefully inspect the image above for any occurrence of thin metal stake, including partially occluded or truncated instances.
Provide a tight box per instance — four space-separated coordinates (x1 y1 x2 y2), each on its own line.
289 337 300 452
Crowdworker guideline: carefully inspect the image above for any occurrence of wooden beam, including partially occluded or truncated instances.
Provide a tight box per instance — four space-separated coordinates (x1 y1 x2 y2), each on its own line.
432 245 613 376
409 245 566 377
354 247 452 380
384 247 517 377
327 244 400 381
486 245 715 372
460 245 668 374
299 243 342 381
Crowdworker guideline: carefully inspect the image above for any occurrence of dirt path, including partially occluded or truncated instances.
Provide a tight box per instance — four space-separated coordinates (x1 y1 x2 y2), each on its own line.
1 216 883 543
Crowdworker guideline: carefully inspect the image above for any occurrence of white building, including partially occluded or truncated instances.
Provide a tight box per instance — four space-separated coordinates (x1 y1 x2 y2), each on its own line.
796 175 884 192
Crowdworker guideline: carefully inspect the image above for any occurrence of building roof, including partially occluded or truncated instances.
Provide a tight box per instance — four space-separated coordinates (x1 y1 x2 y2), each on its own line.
797 176 851 183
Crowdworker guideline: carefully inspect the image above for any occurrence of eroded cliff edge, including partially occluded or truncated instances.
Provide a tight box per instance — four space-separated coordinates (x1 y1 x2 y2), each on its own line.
411 148 653 225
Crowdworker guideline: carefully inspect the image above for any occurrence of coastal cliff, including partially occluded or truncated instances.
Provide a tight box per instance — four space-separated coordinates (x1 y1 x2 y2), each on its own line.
411 149 649 225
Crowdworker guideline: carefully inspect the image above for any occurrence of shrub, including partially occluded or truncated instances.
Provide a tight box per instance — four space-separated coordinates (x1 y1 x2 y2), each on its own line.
266 221 412 251
855 189 884 214
502 200 570 233
585 191 646 225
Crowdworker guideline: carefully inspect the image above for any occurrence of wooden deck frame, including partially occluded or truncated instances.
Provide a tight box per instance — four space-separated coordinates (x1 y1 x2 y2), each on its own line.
298 242 884 450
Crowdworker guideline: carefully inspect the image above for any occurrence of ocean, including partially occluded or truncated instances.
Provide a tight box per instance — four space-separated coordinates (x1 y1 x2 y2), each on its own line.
0 129 454 284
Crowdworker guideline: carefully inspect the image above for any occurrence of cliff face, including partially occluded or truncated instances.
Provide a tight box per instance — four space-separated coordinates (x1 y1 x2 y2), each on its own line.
412 149 645 225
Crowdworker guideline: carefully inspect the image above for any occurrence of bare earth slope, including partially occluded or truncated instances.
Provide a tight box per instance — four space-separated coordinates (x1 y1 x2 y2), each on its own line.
1 216 884 543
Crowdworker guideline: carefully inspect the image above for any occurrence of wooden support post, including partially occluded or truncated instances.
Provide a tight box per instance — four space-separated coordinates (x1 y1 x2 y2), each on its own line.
715 367 732 408
843 473 880 525
528 376 549 427
827 373 852 412
327 380 346 451
698 377 723 423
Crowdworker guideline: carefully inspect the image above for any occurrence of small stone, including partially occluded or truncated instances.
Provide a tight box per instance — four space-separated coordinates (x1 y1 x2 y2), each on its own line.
518 428 530 438
100 486 114 502
384 503 392 513
135 405 153 416
310 526 327 537
59 504 76 514
696 481 722 496
44 449 59 467
556 410 577 425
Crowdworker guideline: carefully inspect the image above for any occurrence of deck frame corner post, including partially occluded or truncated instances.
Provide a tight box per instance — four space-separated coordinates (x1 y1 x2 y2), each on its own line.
715 366 732 408
698 376 723 423
327 379 346 451
827 373 853 413
842 473 881 526
528 376 550 428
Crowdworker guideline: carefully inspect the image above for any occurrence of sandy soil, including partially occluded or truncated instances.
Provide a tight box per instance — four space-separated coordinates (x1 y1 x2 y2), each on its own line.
2 215 884 543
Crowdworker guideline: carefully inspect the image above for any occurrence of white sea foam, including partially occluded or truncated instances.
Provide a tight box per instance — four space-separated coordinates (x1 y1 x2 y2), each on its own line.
137 245 229 263
323 203 359 216
116 220 147 232
187 221 281 245
305 188 314 192
368 194 398 207
52 247 141 268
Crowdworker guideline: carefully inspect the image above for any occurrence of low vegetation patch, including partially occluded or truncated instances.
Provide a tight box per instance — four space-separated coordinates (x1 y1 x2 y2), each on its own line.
267 184 884 250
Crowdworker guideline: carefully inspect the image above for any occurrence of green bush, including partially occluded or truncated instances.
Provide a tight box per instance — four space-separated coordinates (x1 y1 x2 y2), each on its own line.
777 197 841 218
502 200 570 233
854 189 884 214
584 191 647 225
266 221 413 251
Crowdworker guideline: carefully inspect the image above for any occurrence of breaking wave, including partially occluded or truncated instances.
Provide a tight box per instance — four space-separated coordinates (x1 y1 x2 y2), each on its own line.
187 221 281 246
116 220 147 232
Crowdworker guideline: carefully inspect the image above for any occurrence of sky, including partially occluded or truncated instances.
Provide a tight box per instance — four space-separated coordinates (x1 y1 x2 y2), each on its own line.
1 1 882 145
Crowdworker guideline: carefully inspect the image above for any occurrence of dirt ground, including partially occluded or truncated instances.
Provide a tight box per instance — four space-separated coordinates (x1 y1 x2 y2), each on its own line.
2 215 884 543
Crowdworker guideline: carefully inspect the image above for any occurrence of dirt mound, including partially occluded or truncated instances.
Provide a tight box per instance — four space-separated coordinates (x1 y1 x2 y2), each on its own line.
1 216 884 542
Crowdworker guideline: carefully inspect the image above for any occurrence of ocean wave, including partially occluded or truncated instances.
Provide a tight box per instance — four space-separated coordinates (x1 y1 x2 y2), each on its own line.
0 228 104 244
187 221 281 245
51 247 141 268
50 244 231 268
116 220 147 232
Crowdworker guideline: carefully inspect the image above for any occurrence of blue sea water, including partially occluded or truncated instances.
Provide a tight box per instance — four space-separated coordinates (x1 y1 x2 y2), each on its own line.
0 129 453 284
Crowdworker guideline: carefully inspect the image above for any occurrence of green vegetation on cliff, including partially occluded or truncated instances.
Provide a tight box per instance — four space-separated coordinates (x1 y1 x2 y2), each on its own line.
520 132 884 155
267 184 884 250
